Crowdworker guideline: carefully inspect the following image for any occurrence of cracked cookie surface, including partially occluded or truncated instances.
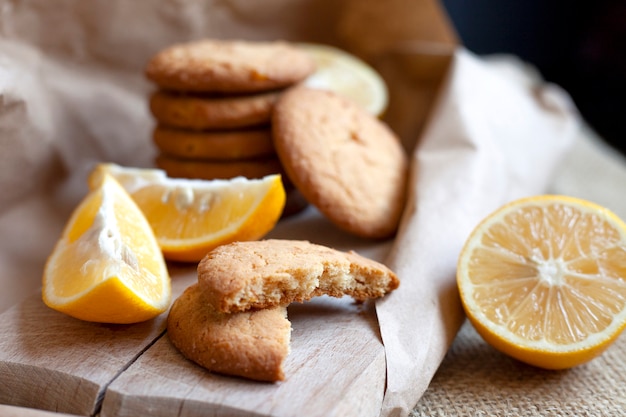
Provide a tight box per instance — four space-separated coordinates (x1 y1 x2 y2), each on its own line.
272 87 408 239
145 39 315 93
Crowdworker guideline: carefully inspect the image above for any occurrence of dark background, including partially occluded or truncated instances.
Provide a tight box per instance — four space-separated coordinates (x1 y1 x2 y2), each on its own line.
441 0 626 155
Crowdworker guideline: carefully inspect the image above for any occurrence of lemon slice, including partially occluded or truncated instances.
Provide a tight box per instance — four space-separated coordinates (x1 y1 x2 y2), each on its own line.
42 174 171 324
299 43 389 116
89 163 286 262
457 195 626 369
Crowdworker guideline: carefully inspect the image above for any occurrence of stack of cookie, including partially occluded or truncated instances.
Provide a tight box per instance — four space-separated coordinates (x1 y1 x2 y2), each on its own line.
144 39 316 216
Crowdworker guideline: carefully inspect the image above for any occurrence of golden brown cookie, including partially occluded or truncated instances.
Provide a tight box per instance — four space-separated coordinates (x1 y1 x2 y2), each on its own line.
155 154 284 180
167 283 290 382
145 39 315 93
272 87 408 239
197 239 400 313
153 126 275 160
149 90 279 130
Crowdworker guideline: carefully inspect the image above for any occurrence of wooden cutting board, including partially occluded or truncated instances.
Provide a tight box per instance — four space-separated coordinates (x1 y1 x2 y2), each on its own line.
0 215 390 417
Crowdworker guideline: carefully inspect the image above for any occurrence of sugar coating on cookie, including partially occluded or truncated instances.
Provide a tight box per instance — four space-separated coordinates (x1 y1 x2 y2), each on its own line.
197 239 400 313
149 90 280 130
272 87 408 239
145 39 316 93
167 283 291 382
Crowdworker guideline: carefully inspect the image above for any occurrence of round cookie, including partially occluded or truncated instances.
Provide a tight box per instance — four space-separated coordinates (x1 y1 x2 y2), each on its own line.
149 90 279 130
153 126 275 160
145 39 315 93
272 87 408 239
167 283 290 382
155 154 284 180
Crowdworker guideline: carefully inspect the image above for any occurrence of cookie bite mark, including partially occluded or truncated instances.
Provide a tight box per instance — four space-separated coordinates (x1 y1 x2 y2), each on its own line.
167 283 291 382
197 239 399 313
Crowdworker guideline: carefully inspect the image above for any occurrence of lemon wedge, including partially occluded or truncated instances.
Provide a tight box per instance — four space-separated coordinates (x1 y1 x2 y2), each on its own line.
89 163 286 262
43 173 171 324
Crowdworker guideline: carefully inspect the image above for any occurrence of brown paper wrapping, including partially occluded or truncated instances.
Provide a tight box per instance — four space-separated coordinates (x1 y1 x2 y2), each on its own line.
0 1 579 416
377 51 578 415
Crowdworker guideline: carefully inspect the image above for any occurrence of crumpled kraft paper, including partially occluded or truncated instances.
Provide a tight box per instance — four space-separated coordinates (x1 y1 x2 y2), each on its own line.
0 1 579 416
377 49 578 416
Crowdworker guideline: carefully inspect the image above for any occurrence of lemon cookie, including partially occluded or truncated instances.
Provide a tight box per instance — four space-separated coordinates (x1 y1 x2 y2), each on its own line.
149 90 279 130
145 39 315 93
156 154 284 180
167 283 290 382
153 126 275 160
272 87 408 239
197 239 399 313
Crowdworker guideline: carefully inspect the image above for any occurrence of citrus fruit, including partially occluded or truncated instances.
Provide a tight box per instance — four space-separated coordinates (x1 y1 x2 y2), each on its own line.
298 43 388 116
457 195 626 369
89 163 286 262
42 173 171 324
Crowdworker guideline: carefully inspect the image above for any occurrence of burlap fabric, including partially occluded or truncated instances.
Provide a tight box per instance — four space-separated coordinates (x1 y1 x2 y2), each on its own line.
415 322 626 416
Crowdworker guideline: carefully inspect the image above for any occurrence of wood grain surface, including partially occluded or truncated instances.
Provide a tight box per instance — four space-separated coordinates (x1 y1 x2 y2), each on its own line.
0 253 387 417
0 292 166 415
0 404 80 417
0 265 195 415
101 295 385 417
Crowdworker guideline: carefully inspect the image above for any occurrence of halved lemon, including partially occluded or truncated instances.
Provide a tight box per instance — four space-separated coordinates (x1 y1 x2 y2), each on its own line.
89 163 286 262
42 173 171 324
298 43 389 117
457 195 626 369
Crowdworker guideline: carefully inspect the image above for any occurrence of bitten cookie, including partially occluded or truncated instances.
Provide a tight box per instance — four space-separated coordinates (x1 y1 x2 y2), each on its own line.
149 90 279 130
272 87 408 239
153 126 275 160
197 239 400 313
145 39 315 93
167 283 291 382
